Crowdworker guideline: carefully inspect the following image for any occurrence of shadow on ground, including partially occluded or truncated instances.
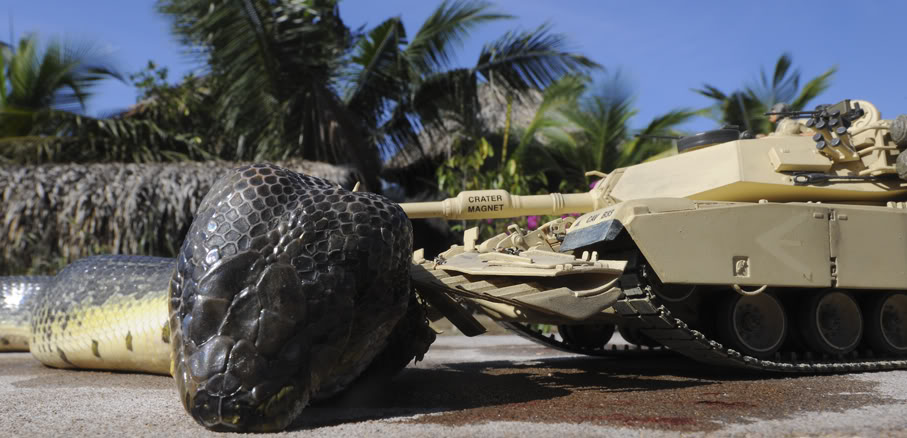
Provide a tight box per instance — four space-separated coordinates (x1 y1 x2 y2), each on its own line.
292 353 885 432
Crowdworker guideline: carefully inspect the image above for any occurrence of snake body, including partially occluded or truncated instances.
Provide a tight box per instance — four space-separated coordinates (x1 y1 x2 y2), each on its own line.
0 276 49 351
0 164 434 432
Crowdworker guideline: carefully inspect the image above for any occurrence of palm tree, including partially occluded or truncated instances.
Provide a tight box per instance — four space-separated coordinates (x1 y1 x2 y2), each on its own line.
156 0 598 190
0 36 220 164
514 74 699 191
0 35 121 138
0 35 156 164
694 53 836 135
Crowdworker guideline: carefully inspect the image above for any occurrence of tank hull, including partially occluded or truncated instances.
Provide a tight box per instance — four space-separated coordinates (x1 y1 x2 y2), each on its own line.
566 198 907 290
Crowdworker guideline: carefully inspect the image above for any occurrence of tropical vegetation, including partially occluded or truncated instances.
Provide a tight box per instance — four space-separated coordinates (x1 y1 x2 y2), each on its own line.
435 73 700 237
693 53 836 136
15 0 586 189
0 35 131 163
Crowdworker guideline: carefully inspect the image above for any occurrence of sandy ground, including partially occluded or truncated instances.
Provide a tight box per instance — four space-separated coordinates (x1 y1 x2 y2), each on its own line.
2 334 907 437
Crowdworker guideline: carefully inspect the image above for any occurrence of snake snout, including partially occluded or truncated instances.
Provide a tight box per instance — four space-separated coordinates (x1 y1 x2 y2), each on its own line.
173 257 316 431
185 334 313 431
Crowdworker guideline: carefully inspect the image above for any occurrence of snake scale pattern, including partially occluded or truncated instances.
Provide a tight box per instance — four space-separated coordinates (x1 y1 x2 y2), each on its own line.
0 164 435 432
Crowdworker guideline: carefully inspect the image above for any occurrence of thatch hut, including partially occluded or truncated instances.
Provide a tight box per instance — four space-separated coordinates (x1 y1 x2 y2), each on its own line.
0 160 358 274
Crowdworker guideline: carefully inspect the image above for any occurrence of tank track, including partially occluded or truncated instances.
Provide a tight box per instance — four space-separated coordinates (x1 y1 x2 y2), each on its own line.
420 262 907 372
616 269 907 373
497 321 669 358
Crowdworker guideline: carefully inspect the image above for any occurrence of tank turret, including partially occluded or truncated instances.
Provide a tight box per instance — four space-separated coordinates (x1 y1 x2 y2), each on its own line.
406 99 907 374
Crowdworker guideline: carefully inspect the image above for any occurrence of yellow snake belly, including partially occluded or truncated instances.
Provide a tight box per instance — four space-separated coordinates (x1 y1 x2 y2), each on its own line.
25 256 173 375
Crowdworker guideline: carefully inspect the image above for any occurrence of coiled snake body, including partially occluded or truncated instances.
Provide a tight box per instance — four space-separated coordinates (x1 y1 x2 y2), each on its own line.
0 164 435 432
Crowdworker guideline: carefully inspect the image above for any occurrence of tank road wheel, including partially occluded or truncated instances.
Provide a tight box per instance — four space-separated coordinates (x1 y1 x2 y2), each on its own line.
864 293 907 356
718 293 788 358
801 291 863 356
617 325 660 348
558 324 615 350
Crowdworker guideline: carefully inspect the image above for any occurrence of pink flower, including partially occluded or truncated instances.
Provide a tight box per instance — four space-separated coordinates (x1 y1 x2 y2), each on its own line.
527 215 539 230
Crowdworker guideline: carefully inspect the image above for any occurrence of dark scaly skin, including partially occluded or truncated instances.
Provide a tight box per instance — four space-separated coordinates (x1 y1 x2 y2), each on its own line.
29 256 174 374
168 164 426 432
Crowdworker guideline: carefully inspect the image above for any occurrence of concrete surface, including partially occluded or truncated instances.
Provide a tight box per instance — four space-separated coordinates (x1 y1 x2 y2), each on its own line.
2 335 907 437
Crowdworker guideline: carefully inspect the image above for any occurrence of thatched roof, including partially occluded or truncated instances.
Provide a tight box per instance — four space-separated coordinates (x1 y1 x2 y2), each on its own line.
386 84 543 169
0 160 358 274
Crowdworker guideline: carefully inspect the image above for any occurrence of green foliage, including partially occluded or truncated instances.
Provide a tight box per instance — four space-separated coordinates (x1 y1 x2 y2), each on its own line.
158 0 369 170
693 53 836 135
152 0 597 189
514 74 700 191
436 97 550 238
1 2 595 175
0 35 121 123
0 36 209 164
0 99 211 164
0 34 123 156
434 73 698 240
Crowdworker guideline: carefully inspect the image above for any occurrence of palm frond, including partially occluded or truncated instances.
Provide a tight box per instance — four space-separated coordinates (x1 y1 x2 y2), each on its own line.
156 0 384 183
1 35 122 139
771 53 795 90
517 74 585 150
0 43 9 107
475 24 599 93
693 84 727 101
406 0 509 75
618 108 699 166
407 67 479 144
346 17 406 128
749 53 799 107
791 66 837 110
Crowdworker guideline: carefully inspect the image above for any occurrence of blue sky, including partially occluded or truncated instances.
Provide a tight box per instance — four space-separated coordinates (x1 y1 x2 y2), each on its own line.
5 0 907 133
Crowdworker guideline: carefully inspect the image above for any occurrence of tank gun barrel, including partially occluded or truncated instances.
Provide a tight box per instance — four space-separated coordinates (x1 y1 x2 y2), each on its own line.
402 189 604 220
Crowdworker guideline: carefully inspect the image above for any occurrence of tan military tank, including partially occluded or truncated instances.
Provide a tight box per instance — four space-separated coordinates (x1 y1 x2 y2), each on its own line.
402 99 907 372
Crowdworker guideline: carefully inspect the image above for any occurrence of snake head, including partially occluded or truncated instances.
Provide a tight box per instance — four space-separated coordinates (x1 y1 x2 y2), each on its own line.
170 252 317 431
168 165 413 431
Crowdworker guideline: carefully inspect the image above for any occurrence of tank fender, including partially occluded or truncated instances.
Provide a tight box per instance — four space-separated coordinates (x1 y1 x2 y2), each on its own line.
561 198 697 251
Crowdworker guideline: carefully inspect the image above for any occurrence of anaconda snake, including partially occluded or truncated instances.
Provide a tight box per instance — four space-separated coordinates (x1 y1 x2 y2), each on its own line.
0 164 435 432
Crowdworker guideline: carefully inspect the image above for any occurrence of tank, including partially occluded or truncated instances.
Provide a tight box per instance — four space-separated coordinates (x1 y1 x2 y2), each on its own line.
402 99 907 372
